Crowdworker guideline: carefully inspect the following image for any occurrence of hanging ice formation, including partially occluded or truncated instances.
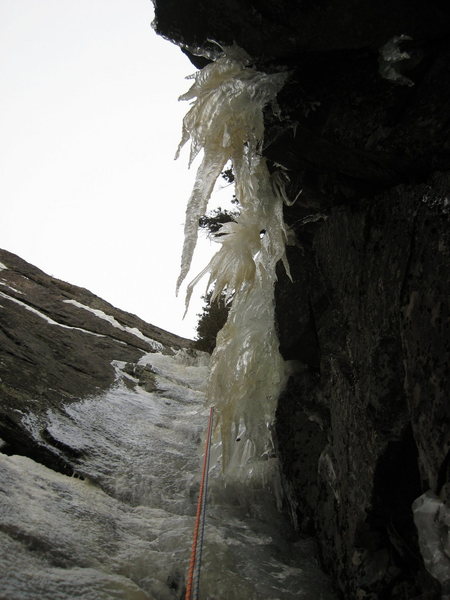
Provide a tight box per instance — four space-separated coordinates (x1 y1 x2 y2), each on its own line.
176 44 291 484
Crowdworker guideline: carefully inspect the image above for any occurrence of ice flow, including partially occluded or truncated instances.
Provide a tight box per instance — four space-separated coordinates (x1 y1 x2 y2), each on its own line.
0 351 337 599
176 45 292 486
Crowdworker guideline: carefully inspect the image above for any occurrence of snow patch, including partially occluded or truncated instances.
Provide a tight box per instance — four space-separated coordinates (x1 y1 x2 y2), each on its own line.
0 281 23 294
0 262 7 271
64 299 163 351
0 291 105 338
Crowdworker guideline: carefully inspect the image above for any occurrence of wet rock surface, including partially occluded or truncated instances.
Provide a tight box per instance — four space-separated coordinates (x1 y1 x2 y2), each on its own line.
153 1 449 598
0 248 193 474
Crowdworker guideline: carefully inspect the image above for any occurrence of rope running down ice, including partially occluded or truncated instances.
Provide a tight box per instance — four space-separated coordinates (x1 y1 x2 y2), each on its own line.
185 406 214 600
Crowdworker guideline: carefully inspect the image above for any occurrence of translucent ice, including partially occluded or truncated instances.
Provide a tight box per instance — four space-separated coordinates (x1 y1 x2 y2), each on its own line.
175 44 288 293
176 45 291 484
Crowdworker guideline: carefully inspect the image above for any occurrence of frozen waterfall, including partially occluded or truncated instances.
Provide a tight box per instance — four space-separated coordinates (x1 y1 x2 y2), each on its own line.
0 45 340 600
0 350 337 599
176 45 292 487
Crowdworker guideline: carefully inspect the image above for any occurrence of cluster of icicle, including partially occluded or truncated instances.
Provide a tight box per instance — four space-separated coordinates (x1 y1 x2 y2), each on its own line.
176 44 291 486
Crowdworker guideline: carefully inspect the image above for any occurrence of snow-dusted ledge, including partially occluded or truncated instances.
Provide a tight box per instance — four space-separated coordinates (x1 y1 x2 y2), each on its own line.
0 291 105 338
64 299 163 351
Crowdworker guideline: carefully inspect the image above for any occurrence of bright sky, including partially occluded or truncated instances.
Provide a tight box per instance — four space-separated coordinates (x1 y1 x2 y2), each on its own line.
1 0 231 338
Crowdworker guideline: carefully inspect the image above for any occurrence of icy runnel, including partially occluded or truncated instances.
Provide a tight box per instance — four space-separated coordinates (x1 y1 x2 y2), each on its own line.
0 350 337 599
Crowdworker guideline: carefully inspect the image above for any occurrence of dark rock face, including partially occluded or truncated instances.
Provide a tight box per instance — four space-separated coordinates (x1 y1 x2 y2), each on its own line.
275 180 449 598
153 1 449 598
153 0 450 62
0 249 192 474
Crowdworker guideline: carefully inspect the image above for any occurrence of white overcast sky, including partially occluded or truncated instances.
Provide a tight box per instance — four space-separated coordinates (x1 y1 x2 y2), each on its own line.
1 0 231 338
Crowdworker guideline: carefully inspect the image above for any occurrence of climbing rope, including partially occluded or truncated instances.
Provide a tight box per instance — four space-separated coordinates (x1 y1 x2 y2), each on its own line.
185 406 214 600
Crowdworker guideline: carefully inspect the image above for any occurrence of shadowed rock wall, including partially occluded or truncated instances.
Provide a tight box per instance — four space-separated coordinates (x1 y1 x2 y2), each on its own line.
275 179 449 598
154 1 449 598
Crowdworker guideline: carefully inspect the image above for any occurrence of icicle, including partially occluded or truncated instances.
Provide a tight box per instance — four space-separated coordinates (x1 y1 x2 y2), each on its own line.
175 45 288 293
176 45 291 487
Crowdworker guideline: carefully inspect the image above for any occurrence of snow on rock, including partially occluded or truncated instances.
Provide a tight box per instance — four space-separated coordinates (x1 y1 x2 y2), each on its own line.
0 281 23 294
64 299 164 351
0 291 105 338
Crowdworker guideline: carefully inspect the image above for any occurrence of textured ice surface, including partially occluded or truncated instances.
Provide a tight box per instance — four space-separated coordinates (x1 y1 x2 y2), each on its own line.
176 46 291 485
175 45 288 293
1 351 337 599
